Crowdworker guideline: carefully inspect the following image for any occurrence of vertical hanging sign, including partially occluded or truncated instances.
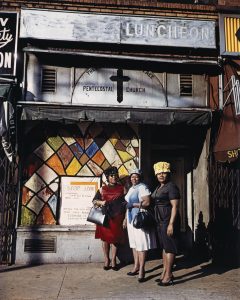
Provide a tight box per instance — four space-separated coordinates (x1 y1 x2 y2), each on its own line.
0 12 19 76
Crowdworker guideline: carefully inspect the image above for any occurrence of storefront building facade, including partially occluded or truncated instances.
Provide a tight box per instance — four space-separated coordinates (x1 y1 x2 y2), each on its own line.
0 1 226 264
209 1 240 266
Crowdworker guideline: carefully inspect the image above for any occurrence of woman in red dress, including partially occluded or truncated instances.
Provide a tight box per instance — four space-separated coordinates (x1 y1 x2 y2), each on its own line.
93 167 126 271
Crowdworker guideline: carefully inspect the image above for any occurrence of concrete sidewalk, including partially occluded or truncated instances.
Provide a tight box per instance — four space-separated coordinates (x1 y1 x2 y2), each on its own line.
0 258 239 300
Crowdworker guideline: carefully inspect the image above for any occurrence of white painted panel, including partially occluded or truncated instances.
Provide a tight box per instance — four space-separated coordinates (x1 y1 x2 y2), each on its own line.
20 9 216 49
20 9 120 43
167 73 207 107
72 68 166 108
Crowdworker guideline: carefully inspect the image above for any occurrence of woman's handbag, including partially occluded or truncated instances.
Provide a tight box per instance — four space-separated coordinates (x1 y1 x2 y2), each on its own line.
87 205 107 226
133 204 156 230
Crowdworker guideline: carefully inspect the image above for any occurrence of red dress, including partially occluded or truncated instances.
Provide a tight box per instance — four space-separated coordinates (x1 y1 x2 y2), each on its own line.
95 184 126 244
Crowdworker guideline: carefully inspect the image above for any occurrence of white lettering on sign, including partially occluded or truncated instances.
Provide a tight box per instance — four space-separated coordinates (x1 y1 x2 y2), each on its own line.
0 19 13 48
20 9 216 49
125 22 211 41
0 52 12 68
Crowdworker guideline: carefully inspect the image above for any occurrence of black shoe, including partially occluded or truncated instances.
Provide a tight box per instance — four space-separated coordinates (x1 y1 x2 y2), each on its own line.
158 276 174 286
103 266 111 271
127 270 139 276
111 266 119 271
138 270 145 283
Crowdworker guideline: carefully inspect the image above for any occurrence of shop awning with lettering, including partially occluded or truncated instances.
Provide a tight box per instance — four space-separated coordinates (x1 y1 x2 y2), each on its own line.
19 103 211 126
213 102 240 163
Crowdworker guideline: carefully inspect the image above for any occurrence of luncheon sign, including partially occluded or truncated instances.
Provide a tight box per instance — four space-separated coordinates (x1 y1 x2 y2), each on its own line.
0 12 18 76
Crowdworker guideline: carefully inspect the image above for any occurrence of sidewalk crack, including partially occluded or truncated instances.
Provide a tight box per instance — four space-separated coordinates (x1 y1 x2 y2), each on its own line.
57 266 67 299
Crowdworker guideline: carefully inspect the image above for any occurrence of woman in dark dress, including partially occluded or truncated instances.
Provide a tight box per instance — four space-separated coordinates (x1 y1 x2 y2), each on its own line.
93 167 126 271
151 161 180 286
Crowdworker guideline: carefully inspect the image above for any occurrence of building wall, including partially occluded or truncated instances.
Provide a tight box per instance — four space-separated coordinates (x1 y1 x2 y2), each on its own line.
1 0 218 19
1 1 221 263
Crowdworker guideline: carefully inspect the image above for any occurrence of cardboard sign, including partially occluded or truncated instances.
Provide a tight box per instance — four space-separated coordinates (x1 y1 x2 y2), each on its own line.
60 176 101 225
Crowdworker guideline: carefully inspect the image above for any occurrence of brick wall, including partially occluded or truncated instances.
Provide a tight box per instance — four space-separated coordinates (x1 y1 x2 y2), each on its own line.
1 0 217 19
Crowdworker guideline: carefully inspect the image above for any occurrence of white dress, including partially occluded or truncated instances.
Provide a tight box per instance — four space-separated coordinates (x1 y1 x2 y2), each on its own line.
125 183 157 252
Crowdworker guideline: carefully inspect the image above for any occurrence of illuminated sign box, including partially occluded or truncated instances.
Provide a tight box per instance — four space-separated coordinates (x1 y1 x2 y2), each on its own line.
219 14 240 56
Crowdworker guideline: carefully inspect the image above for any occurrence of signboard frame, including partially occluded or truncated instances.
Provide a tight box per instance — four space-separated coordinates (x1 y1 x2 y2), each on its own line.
0 11 19 76
219 14 240 56
20 9 216 49
59 176 101 226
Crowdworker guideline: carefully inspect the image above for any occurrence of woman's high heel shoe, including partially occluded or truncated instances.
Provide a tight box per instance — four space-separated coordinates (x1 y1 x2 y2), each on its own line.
158 276 174 286
103 260 111 271
127 270 139 276
138 270 145 283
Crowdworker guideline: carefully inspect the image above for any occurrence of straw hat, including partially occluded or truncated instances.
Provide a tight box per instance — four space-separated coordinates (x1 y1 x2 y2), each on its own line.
153 162 171 175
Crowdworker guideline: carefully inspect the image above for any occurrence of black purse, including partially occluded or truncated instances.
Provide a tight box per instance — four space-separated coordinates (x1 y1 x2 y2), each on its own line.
133 204 156 230
87 205 107 226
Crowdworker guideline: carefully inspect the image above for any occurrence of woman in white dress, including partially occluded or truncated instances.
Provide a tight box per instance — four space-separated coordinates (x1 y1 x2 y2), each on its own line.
123 169 157 282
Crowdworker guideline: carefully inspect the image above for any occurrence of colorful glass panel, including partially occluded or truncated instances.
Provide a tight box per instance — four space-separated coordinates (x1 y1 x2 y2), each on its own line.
21 122 139 225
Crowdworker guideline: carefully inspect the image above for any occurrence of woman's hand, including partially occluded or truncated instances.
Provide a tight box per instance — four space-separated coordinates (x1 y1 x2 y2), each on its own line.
167 223 174 236
94 200 106 207
123 218 127 229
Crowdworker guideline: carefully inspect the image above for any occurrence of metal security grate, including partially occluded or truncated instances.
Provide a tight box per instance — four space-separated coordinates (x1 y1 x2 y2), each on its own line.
24 238 56 253
41 68 56 93
179 74 192 96
0 146 18 265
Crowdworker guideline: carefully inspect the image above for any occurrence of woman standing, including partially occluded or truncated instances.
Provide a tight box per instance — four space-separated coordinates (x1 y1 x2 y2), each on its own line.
93 166 126 271
124 169 157 283
152 162 180 286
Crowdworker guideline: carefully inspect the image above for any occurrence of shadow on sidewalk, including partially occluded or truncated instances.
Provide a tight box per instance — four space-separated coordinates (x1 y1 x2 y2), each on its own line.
142 254 240 284
170 256 239 285
0 263 44 273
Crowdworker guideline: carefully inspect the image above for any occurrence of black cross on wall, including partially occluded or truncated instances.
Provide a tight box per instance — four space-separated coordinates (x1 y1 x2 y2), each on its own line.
110 69 130 103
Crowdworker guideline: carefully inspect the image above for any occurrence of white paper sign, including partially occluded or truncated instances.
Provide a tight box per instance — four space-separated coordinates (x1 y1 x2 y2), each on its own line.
60 176 101 225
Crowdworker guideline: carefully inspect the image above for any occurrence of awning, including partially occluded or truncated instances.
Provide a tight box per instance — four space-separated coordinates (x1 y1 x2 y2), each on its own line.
19 103 212 126
23 46 220 74
213 102 240 163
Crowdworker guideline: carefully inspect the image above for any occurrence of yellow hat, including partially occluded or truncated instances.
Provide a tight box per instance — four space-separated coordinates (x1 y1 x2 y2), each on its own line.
153 162 171 175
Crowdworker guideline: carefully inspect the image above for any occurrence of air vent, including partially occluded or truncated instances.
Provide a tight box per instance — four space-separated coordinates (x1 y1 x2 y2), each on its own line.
179 74 193 96
24 238 56 253
41 68 56 93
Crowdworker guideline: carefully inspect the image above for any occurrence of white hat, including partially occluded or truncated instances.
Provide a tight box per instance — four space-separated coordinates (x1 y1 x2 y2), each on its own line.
129 168 142 176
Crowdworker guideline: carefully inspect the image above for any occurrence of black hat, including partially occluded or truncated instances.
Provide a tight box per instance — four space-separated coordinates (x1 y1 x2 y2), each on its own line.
104 166 118 177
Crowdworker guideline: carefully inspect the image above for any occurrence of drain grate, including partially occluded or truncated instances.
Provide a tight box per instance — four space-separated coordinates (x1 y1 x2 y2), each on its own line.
24 238 56 253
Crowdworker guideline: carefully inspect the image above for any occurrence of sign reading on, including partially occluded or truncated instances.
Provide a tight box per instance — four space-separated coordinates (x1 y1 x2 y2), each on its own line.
20 9 216 49
60 176 101 226
0 12 18 76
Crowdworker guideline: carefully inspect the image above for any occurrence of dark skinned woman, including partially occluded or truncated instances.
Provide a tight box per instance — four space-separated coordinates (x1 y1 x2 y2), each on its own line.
151 162 180 286
93 167 126 271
